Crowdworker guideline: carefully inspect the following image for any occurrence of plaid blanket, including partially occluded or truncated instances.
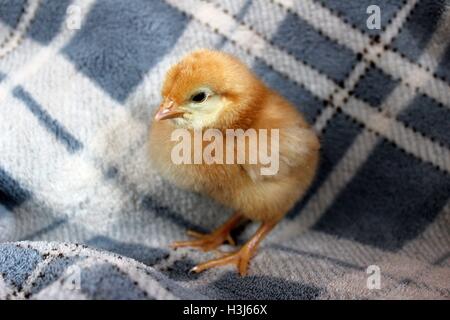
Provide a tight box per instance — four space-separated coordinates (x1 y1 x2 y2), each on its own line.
0 0 449 300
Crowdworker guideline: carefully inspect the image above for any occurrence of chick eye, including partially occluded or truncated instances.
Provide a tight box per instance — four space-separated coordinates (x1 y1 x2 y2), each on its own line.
191 92 207 103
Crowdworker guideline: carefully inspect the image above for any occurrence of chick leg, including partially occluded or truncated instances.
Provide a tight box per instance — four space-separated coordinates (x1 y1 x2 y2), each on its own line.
171 212 243 252
191 220 277 276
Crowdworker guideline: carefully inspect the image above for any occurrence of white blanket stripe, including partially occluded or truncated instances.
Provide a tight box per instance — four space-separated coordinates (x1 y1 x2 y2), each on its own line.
273 0 450 109
314 0 419 132
417 9 450 72
274 130 379 240
278 0 450 240
0 0 96 105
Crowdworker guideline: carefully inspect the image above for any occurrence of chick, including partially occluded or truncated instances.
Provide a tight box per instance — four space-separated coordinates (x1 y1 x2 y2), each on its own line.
149 49 320 276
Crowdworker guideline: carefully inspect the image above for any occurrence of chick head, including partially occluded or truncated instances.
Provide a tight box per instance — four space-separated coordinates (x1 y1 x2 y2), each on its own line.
155 49 265 130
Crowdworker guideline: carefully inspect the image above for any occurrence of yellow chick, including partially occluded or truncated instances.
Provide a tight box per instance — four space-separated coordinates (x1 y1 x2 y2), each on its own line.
149 49 320 276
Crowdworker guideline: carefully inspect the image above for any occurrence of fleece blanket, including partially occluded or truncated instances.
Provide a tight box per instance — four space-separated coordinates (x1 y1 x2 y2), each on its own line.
0 0 449 300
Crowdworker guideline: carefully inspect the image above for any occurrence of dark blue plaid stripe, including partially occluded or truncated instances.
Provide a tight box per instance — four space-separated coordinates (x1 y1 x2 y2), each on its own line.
27 0 71 44
61 0 190 103
392 0 447 62
0 0 27 28
0 167 31 210
318 0 405 37
12 86 83 153
271 11 358 84
314 139 450 251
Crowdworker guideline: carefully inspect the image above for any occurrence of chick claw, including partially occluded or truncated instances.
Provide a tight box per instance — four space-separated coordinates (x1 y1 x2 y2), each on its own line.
171 213 242 252
191 245 253 276
170 229 236 252
189 220 277 276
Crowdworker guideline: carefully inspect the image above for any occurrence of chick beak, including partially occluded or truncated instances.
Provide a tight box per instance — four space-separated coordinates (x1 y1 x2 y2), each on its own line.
154 99 185 121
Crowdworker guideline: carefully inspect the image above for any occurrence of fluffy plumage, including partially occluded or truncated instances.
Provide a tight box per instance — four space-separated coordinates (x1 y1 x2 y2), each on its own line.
149 49 320 275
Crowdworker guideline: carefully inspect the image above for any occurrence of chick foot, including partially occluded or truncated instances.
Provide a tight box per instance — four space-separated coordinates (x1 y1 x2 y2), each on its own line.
171 213 242 252
190 220 277 276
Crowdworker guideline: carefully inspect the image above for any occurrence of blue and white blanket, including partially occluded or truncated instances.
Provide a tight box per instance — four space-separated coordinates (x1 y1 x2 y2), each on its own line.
0 0 449 299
